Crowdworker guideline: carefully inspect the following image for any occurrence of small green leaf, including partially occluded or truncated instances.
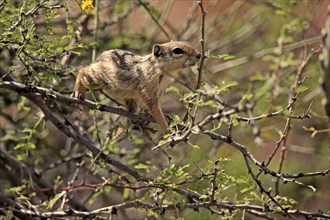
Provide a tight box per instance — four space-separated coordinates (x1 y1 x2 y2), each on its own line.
134 163 149 170
240 187 251 193
16 154 26 161
70 51 81 56
275 10 286 16
14 142 36 157
47 191 66 209
206 51 236 60
123 188 130 199
199 195 208 200
192 145 200 150
236 178 247 184
2 31 13 36
166 86 181 94
17 97 31 112
133 138 144 145
231 115 239 127
295 85 309 93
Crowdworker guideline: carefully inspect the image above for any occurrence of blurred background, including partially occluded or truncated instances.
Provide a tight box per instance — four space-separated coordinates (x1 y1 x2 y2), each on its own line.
0 0 329 219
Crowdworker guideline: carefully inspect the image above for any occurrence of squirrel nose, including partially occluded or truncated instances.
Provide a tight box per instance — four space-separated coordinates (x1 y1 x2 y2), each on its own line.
196 52 201 59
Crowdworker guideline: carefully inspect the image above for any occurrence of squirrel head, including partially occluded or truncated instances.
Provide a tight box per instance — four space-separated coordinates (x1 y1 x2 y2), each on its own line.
152 41 201 71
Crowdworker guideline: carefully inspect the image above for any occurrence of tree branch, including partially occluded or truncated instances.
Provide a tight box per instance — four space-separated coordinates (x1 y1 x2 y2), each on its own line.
8 200 330 219
0 80 151 124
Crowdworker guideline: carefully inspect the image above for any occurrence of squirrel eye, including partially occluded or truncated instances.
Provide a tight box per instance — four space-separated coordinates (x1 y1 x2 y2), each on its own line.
172 48 184 55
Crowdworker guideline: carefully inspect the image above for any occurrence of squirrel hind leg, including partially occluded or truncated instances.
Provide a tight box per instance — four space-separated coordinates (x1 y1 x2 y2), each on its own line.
72 70 87 99
72 80 86 99
125 99 141 131
125 99 139 113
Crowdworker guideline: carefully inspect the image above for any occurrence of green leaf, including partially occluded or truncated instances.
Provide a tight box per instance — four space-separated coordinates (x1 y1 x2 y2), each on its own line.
166 86 181 94
123 188 130 199
134 163 149 170
133 137 144 145
275 10 286 16
14 142 35 150
70 51 81 56
2 31 13 36
17 97 31 112
295 85 309 93
215 81 238 94
199 194 208 200
240 187 251 194
206 51 236 60
47 191 66 209
231 115 239 127
16 154 26 161
236 178 247 184
191 144 200 150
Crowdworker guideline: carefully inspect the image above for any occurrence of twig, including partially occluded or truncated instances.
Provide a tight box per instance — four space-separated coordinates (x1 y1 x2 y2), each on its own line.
246 209 276 220
267 49 320 194
60 15 91 66
33 96 143 180
0 80 152 124
210 160 219 202
37 153 86 175
203 129 292 217
8 200 330 219
137 0 171 40
154 107 325 212
181 0 207 128
60 160 85 210
275 116 291 195
196 0 206 90
91 0 99 63
98 2 140 29
0 74 144 180
176 3 198 39
320 5 330 124
210 36 321 73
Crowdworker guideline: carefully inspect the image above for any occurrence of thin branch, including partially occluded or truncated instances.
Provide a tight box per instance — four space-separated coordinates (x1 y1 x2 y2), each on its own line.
37 153 86 175
0 74 143 180
196 0 206 90
210 160 219 202
98 2 140 29
60 15 91 66
32 96 143 180
8 200 330 219
0 80 151 124
181 0 207 129
91 0 100 63
210 36 321 73
137 0 171 40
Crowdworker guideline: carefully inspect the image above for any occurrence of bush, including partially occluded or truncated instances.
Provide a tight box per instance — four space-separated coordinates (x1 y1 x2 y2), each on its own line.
0 0 329 219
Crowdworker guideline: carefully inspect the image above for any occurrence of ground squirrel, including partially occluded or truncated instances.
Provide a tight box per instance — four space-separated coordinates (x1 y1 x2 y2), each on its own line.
73 41 201 133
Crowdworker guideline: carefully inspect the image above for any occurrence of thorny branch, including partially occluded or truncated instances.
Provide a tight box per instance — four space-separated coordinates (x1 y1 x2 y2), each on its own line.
0 80 152 124
181 0 207 132
210 36 321 73
0 71 143 180
196 0 206 90
6 200 330 219
137 0 171 40
1 63 328 219
267 48 321 195
153 106 328 217
1 1 329 219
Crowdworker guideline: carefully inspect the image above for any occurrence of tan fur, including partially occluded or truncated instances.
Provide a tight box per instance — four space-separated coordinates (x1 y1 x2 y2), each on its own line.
73 41 201 133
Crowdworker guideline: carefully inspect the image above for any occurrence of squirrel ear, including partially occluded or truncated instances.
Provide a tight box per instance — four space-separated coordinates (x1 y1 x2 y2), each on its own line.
153 44 162 57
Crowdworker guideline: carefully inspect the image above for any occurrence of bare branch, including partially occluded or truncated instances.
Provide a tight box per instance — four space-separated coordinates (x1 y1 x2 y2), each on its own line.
8 200 330 219
0 80 151 124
